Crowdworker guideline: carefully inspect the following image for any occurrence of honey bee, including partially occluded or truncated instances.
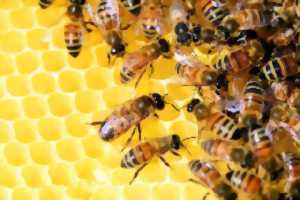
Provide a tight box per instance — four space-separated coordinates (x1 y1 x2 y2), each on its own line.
187 98 248 140
120 0 144 16
169 0 191 45
221 9 276 33
201 138 256 168
195 0 229 27
258 54 299 83
175 48 229 96
239 78 265 127
85 0 126 62
211 41 264 74
138 0 165 40
39 0 54 9
88 93 166 144
281 152 300 199
64 0 93 57
120 38 170 86
249 125 284 181
270 105 300 146
121 134 193 183
188 160 238 200
225 170 262 195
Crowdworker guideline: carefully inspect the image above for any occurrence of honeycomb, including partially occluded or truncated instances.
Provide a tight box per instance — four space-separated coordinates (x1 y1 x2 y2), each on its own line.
0 0 252 200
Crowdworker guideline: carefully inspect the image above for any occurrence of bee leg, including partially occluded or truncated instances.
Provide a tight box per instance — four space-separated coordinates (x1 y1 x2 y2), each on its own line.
87 121 104 126
188 178 202 185
203 192 209 200
107 53 111 64
83 21 96 32
129 163 148 184
153 113 159 119
135 69 147 88
149 64 154 78
121 127 137 152
121 24 131 30
137 123 142 141
171 150 181 157
159 156 171 168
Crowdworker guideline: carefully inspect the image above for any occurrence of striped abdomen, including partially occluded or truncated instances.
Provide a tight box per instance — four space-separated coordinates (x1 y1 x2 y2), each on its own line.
206 112 240 140
64 24 82 57
212 49 251 73
39 0 54 9
260 55 298 82
140 3 163 39
202 139 233 161
240 79 264 123
120 0 143 16
121 141 156 168
249 127 273 162
226 170 262 194
197 0 229 26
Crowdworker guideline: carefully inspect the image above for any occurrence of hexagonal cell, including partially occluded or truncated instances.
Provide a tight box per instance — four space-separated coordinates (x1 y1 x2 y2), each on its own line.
90 186 121 200
67 181 94 199
139 160 168 183
51 25 64 49
67 48 93 69
22 0 37 6
169 162 190 182
166 84 194 101
29 142 55 165
48 93 73 116
82 135 103 158
95 45 110 67
35 6 65 27
151 58 176 80
75 90 103 113
102 86 135 107
38 117 64 140
48 163 73 186
123 184 151 200
0 99 22 120
31 72 56 94
12 187 35 200
42 51 65 72
22 96 48 119
22 165 48 188
16 52 39 74
169 120 198 139
184 183 208 200
39 186 65 200
6 75 31 96
152 184 181 200
111 168 133 185
4 143 28 166
26 29 49 50
75 159 99 181
0 54 14 76
85 67 113 90
65 113 90 137
58 71 83 92
0 31 25 53
56 138 84 161
14 119 37 143
0 122 11 143
10 7 34 29
0 12 10 33
0 164 17 187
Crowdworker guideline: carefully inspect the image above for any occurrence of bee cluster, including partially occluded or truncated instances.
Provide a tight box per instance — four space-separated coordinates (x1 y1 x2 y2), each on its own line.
40 0 300 199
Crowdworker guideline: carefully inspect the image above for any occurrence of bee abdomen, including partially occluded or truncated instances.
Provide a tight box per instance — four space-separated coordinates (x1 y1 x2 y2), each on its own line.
121 149 140 168
121 0 142 16
64 24 82 57
39 0 54 9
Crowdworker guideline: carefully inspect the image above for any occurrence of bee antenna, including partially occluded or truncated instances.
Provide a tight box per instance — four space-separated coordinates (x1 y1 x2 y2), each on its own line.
182 136 197 142
165 102 180 111
180 142 192 156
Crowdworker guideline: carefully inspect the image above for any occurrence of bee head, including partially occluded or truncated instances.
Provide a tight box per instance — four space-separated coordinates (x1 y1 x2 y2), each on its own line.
224 19 239 33
158 38 170 54
176 33 192 46
201 70 218 85
187 98 200 112
111 43 126 57
175 22 189 35
191 25 201 42
67 4 83 20
150 93 165 110
70 0 86 5
171 134 181 150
